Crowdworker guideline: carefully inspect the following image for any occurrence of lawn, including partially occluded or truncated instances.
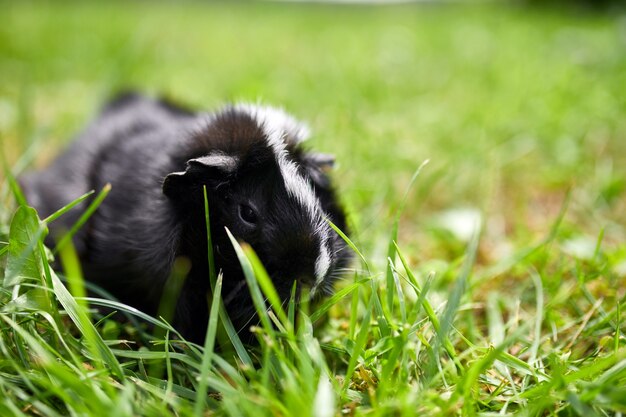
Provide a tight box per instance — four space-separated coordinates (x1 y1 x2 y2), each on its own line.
1 1 626 416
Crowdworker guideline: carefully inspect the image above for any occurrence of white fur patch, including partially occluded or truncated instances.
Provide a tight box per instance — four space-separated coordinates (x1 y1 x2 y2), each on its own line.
314 236 331 286
234 103 310 144
235 103 334 287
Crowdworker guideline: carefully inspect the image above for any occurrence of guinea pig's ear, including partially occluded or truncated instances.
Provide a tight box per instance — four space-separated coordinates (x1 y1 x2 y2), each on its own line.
186 154 239 173
306 153 335 170
163 154 239 199
301 153 335 189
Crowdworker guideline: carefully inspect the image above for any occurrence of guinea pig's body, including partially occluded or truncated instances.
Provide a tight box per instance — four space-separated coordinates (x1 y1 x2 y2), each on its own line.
20 93 350 343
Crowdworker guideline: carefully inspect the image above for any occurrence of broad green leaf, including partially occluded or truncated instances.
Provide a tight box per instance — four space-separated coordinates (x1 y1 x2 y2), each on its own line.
4 206 47 287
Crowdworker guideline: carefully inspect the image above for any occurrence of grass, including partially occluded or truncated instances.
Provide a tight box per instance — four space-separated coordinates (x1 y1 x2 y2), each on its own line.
1 1 626 416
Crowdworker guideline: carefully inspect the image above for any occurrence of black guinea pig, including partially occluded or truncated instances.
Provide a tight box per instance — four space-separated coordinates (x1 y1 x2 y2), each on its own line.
20 93 351 343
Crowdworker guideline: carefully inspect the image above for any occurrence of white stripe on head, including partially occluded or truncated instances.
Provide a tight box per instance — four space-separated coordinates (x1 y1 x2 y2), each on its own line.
234 103 310 145
234 103 333 288
314 234 331 286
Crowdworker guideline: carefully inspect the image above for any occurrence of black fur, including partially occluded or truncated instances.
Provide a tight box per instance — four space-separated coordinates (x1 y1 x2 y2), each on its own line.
20 93 350 343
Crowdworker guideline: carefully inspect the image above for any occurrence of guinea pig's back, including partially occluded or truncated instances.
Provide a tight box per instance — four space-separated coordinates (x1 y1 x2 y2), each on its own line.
20 93 196 218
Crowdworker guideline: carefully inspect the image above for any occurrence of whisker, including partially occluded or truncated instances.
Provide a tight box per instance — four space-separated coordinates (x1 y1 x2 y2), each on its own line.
235 307 259 336
235 295 271 336
223 280 247 307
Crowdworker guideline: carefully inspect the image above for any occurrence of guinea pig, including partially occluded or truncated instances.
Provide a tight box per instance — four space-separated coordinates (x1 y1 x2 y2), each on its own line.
19 93 351 343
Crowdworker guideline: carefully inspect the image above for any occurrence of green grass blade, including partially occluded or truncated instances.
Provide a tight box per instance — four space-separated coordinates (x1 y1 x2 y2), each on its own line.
310 279 368 323
616 300 622 356
225 228 274 335
433 224 480 374
349 273 360 340
242 244 290 328
202 185 217 290
342 294 373 393
53 183 111 254
385 160 429 316
327 219 370 274
43 190 95 224
395 241 455 361
49 267 125 380
288 280 297 328
2 164 27 207
529 269 544 367
388 257 406 323
217 302 253 368
154 257 191 341
194 273 223 416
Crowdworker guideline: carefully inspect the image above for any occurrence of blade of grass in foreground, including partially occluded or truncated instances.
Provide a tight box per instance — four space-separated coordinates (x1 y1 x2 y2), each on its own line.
243 244 290 329
2 162 27 207
528 269 544 368
0 316 91 392
394 242 457 362
616 300 621 355
203 186 217 290
82 297 181 334
216 299 253 368
53 183 111 254
456 321 533 413
430 223 480 378
349 273 360 340
50 264 125 380
388 257 407 323
385 160 429 317
225 228 273 335
203 186 252 367
342 294 373 393
288 280 297 329
327 218 370 274
43 189 94 224
154 257 191 342
194 273 223 416
327 218 391 337
310 278 369 323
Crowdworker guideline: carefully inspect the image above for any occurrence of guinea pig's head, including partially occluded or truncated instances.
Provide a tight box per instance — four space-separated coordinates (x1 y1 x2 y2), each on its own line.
163 104 351 310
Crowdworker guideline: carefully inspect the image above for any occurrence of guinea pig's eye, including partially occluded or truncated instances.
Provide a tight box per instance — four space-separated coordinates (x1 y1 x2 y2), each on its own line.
238 204 258 226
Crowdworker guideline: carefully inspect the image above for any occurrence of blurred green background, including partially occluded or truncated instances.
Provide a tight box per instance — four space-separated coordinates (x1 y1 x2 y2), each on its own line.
2 1 625 270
